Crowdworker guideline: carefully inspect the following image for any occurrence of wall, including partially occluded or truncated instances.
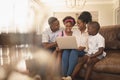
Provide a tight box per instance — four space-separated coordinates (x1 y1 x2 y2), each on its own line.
113 0 120 24
39 1 117 32
50 3 114 26
83 4 114 26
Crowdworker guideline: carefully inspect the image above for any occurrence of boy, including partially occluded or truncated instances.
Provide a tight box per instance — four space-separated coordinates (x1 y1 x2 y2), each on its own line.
72 21 106 80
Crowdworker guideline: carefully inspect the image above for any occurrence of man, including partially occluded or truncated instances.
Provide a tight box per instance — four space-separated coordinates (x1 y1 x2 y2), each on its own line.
42 17 63 52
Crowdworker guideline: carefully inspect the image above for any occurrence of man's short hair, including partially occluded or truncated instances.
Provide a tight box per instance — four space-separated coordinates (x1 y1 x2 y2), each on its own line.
48 17 58 25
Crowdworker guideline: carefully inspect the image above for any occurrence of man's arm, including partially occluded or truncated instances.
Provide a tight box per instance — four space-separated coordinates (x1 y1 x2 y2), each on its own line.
42 31 57 49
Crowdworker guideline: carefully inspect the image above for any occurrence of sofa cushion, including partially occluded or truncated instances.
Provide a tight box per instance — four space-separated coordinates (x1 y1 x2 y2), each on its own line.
117 32 120 40
99 25 120 50
94 50 120 74
105 41 120 49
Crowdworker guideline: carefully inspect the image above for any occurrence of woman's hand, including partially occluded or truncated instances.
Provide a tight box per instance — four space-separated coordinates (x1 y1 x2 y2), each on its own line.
77 46 85 51
56 47 60 52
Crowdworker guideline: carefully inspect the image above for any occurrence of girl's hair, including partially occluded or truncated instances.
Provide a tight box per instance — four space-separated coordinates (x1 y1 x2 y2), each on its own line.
48 17 58 25
78 11 92 24
63 16 76 26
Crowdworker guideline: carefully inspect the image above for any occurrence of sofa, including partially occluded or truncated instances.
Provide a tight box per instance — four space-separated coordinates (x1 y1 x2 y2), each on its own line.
0 32 42 80
78 25 120 80
0 25 120 80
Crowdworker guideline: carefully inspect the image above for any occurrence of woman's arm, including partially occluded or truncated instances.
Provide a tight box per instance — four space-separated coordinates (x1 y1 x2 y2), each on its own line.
77 46 86 51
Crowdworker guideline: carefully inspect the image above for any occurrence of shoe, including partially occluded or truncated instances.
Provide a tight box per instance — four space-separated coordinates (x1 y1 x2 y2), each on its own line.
62 77 66 80
65 76 72 80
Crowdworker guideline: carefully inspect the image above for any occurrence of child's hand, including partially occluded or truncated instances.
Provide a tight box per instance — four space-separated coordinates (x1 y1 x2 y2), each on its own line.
90 53 95 58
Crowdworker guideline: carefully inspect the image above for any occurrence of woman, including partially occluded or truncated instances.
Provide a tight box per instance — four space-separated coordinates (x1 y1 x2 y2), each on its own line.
62 11 92 80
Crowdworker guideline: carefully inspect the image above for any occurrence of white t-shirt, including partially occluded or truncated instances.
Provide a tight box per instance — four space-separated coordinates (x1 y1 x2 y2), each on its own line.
88 33 106 57
72 29 88 51
42 27 63 43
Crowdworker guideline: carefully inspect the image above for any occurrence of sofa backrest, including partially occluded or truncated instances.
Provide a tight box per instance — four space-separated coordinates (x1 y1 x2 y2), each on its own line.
0 33 42 47
0 33 43 65
99 25 120 50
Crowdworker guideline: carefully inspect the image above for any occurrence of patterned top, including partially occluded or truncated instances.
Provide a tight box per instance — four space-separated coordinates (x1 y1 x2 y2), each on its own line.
42 27 63 43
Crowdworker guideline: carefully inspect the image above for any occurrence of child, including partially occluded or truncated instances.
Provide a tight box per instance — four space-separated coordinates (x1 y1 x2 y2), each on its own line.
52 16 76 76
72 21 106 80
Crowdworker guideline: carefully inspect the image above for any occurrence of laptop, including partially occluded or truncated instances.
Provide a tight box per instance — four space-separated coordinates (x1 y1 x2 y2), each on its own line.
56 36 78 49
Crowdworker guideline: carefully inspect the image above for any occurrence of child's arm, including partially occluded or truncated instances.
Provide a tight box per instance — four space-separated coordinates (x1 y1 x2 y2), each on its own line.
90 47 104 58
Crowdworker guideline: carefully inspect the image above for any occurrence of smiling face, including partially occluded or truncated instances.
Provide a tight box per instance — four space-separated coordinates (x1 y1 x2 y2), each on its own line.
50 20 60 32
77 19 86 30
64 22 73 33
63 16 76 33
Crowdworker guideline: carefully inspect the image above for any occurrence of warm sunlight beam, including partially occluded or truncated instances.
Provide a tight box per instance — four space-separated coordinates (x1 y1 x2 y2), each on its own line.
13 0 29 33
0 0 33 33
0 0 13 32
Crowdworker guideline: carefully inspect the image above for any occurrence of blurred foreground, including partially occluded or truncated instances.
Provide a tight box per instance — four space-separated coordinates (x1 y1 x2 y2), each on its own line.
0 47 61 80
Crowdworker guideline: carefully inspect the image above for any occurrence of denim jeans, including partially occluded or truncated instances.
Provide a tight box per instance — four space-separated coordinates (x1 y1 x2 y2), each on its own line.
62 49 85 76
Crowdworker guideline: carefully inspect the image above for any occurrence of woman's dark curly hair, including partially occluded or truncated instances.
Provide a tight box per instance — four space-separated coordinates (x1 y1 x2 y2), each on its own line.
63 16 76 26
78 11 92 24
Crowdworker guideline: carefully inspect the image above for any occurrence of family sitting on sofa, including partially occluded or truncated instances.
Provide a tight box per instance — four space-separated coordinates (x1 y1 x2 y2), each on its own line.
41 11 106 80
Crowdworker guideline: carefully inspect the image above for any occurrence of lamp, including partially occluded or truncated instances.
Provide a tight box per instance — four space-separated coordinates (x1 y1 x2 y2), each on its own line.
66 0 86 8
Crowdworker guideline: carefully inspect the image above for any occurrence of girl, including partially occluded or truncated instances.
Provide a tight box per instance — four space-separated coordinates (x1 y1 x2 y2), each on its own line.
53 16 76 76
